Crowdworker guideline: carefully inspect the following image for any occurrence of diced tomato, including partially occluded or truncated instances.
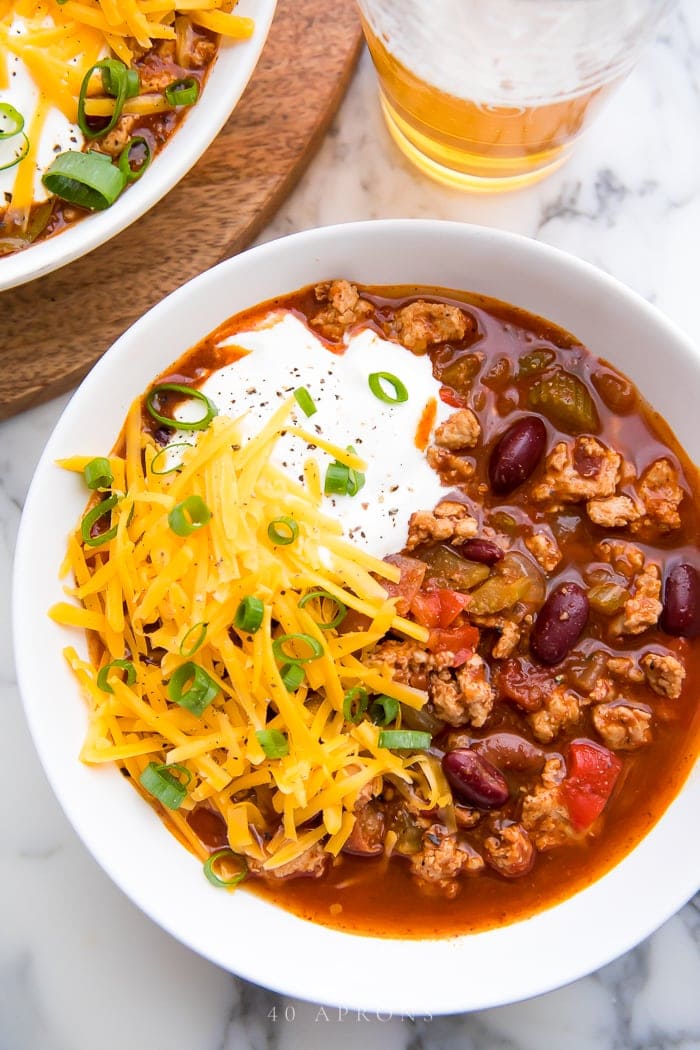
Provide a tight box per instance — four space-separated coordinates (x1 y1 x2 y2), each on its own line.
562 739 623 831
426 622 480 655
439 385 467 409
410 590 442 628
411 588 471 629
436 589 470 628
381 554 427 615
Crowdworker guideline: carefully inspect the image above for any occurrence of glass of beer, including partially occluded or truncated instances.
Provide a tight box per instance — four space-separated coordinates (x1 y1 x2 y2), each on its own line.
356 0 675 191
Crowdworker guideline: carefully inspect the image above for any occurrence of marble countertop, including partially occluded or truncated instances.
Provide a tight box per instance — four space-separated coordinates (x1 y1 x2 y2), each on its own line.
3 3 700 1047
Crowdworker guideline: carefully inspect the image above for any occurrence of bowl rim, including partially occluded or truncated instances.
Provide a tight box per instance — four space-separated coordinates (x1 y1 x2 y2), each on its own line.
0 0 277 293
13 218 700 1015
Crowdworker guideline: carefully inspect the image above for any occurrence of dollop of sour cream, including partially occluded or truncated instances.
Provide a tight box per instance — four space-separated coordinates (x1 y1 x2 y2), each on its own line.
0 19 85 203
193 311 453 558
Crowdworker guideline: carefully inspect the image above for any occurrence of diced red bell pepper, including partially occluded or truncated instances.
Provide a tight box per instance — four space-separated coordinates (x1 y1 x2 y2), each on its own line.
562 739 623 831
411 588 471 630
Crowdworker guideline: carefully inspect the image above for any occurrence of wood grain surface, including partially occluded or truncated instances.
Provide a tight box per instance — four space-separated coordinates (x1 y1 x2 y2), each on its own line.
0 0 363 419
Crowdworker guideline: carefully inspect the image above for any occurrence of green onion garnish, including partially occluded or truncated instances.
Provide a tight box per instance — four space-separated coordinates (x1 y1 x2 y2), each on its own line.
139 761 191 810
42 150 126 210
272 632 323 665
100 60 139 99
78 59 131 140
179 622 208 657
168 495 212 536
293 386 317 417
256 728 289 758
368 371 409 404
378 729 431 750
149 442 192 476
343 686 368 724
81 493 119 547
96 658 136 693
165 76 200 107
145 383 218 431
298 589 347 630
167 662 219 716
0 102 25 139
233 596 264 633
369 695 399 726
267 516 298 545
324 447 365 497
324 462 350 496
0 132 29 172
118 136 151 183
280 663 305 691
83 456 114 490
203 848 248 888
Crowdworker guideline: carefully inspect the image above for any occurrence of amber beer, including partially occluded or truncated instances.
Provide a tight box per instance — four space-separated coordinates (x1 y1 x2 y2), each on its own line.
357 0 674 191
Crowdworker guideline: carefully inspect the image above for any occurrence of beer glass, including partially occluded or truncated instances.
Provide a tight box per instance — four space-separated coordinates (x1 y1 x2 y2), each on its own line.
356 0 675 191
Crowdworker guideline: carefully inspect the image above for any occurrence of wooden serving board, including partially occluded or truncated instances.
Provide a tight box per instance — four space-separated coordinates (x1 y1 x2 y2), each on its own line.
0 0 363 419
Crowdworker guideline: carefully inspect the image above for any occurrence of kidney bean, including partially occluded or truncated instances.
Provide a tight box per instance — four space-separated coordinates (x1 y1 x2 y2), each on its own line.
442 748 509 809
488 416 547 495
530 581 589 665
471 733 545 774
661 563 700 638
458 538 504 565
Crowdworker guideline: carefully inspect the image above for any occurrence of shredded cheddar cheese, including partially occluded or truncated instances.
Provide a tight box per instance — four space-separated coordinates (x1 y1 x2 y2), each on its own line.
52 398 449 871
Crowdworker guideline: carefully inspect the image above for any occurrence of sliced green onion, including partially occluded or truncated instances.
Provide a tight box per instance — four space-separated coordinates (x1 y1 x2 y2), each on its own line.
149 442 192 476
343 686 369 724
118 136 151 182
298 589 347 630
272 632 323 665
179 622 208 657
100 60 139 99
145 383 218 432
280 663 305 691
81 493 119 547
0 133 29 172
267 516 298 545
0 102 25 139
168 662 219 716
256 728 289 758
293 386 317 417
369 695 399 726
139 761 191 810
165 76 200 107
168 495 212 536
97 658 136 693
324 448 365 498
203 848 248 888
234 596 264 633
324 461 349 495
378 729 431 750
78 59 130 140
368 371 409 404
42 150 126 210
83 456 113 490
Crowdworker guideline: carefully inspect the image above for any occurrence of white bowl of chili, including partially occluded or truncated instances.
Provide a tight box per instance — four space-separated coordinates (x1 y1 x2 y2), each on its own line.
0 0 276 291
13 220 700 1015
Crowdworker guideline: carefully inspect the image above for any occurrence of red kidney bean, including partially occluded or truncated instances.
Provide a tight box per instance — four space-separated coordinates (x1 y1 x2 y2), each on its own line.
489 415 547 495
471 733 545 774
458 538 504 565
530 581 589 665
661 563 700 637
442 748 509 809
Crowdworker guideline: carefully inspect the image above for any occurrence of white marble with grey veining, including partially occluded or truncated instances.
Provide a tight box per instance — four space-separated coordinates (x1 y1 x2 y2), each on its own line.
2 3 700 1046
